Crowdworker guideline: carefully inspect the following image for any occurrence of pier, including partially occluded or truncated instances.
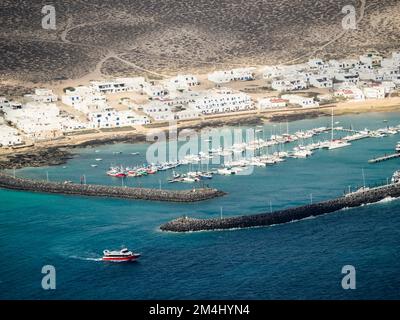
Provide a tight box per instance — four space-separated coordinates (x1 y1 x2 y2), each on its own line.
368 153 400 163
160 183 400 232
0 173 225 202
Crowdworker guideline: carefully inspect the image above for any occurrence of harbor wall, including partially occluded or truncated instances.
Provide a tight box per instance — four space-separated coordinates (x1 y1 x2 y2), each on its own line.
160 183 400 232
0 173 225 202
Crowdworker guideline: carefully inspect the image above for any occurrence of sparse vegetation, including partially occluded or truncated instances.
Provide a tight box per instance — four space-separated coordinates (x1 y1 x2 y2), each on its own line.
0 0 399 82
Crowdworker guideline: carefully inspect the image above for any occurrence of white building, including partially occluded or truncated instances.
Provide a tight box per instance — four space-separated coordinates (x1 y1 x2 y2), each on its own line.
309 75 333 88
271 78 308 92
189 88 253 115
334 72 360 85
363 86 385 99
167 75 199 91
208 68 255 84
360 53 382 68
308 58 326 70
281 94 319 108
257 98 288 110
143 84 169 99
334 88 365 101
329 59 359 70
90 77 146 94
0 123 23 147
87 109 150 128
24 89 58 103
174 107 201 120
0 97 11 110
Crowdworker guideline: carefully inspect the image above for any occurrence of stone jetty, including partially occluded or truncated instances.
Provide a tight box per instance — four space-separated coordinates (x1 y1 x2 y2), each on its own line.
0 173 225 202
160 183 400 232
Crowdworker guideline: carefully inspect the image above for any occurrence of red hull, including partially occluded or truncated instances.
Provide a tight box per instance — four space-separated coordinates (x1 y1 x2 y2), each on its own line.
102 254 140 262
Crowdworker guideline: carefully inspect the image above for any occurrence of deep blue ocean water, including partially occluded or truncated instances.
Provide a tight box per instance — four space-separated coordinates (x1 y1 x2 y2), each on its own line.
1 112 400 300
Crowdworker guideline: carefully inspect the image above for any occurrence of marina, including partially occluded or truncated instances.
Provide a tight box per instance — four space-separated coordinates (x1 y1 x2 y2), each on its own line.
97 118 400 184
3 111 400 300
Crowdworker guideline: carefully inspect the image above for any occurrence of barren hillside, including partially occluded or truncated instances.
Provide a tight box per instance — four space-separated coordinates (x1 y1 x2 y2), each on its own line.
0 0 399 83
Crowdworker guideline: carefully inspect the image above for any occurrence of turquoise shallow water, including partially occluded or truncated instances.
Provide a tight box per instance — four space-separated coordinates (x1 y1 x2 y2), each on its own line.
1 112 400 299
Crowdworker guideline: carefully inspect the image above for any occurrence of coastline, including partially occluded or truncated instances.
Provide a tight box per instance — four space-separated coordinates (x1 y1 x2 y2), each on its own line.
1 99 399 170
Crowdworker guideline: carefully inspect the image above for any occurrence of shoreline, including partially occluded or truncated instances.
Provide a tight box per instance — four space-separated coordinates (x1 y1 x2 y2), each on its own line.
1 100 399 170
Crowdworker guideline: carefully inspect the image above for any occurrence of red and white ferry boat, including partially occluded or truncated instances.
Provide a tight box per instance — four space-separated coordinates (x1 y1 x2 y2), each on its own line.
102 248 141 262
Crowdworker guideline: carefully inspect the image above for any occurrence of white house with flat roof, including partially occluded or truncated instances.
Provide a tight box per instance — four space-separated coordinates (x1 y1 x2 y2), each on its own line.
309 75 333 88
329 59 359 70
0 123 23 147
90 77 146 94
308 58 327 70
87 109 150 128
360 53 382 68
272 78 308 92
281 94 319 108
334 88 365 101
166 75 199 91
143 84 169 99
257 98 288 110
334 72 360 85
363 86 385 99
24 89 58 103
189 88 253 115
208 68 255 84
0 97 10 110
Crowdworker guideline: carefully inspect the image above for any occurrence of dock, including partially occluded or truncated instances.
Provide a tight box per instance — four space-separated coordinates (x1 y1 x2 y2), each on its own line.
368 153 400 163
160 183 400 232
0 173 226 202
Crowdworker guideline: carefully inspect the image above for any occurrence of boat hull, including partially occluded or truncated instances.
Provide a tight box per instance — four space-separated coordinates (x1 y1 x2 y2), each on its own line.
102 254 141 262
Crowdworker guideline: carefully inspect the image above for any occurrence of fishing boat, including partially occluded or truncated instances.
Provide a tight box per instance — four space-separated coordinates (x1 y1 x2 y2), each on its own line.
327 139 351 150
91 164 98 168
291 149 312 158
326 108 351 150
198 172 213 179
396 142 400 153
95 158 103 161
102 248 141 262
217 168 235 175
131 152 140 156
107 167 127 178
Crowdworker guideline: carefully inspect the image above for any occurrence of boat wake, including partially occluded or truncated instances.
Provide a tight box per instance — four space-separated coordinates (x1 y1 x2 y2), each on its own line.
69 255 102 262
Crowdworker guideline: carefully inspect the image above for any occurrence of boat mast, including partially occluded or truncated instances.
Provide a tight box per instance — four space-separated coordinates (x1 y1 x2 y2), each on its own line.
362 168 366 188
331 107 334 142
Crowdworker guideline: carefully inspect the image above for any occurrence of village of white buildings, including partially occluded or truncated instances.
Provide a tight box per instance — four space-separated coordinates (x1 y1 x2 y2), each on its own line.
1 51 400 148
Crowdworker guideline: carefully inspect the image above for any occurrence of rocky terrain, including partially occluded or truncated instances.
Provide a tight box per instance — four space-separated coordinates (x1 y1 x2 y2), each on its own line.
0 0 399 83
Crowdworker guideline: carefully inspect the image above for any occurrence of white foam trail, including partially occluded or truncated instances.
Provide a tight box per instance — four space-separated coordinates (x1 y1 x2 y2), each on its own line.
69 255 102 262
376 196 396 204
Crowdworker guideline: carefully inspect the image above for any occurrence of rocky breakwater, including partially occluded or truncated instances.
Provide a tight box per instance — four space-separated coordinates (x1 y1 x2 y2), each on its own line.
0 173 226 202
160 183 400 232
